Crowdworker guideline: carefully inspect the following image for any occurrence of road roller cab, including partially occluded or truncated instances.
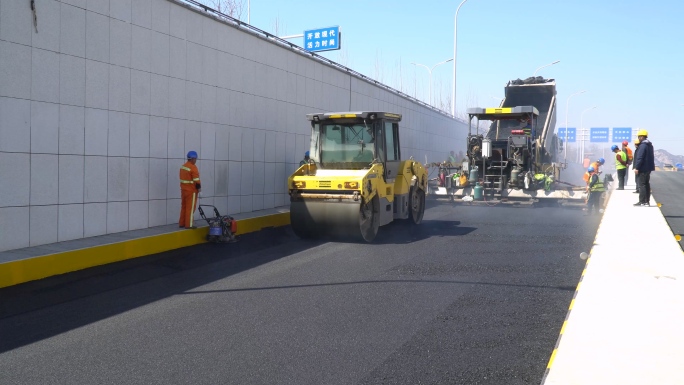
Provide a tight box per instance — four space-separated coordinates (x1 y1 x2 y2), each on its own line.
288 112 427 242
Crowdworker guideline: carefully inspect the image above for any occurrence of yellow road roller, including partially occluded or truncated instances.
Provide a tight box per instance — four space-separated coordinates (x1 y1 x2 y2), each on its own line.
288 111 427 242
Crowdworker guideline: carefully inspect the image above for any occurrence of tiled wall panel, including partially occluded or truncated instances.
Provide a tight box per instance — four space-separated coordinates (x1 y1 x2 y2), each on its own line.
0 0 462 252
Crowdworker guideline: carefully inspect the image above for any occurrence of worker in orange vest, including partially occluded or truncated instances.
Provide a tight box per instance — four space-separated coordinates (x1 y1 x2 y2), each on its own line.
583 157 605 184
179 151 202 229
622 140 633 185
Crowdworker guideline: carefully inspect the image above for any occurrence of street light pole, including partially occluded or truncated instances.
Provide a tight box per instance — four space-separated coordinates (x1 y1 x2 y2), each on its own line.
411 58 453 106
452 0 469 118
564 90 586 165
533 60 560 77
580 106 597 163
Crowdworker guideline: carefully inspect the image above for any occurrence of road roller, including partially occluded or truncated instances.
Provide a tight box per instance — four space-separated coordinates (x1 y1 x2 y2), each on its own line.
288 111 427 242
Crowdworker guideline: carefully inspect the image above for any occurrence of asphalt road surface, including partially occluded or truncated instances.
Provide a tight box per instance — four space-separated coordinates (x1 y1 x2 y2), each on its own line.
0 200 600 385
651 171 684 249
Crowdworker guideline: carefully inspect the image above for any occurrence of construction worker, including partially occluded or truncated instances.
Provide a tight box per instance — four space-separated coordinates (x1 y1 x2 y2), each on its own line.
633 129 655 206
585 165 605 215
622 140 633 185
299 151 310 166
633 139 641 194
612 144 628 190
594 157 605 172
179 151 201 229
583 157 605 184
447 151 456 165
522 118 532 136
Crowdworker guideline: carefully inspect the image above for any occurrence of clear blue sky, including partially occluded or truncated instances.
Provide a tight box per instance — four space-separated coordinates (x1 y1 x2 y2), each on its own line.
242 0 684 154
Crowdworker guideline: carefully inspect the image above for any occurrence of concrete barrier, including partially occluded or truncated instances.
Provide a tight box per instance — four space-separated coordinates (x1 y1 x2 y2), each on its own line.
0 213 290 289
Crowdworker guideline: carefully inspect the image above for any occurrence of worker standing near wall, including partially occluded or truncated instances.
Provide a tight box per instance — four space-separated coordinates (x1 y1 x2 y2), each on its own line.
612 144 628 190
179 151 202 229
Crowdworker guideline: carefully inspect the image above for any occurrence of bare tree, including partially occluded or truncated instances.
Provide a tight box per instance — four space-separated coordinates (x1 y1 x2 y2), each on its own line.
336 47 351 68
271 15 286 36
208 0 245 20
373 50 384 83
438 81 451 113
455 87 480 121
397 57 404 93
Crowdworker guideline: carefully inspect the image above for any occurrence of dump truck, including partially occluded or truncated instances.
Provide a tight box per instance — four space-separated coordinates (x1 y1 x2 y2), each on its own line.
429 77 586 202
288 111 427 242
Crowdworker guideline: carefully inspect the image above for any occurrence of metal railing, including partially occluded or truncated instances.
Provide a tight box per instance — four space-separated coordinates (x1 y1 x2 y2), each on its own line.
178 0 458 120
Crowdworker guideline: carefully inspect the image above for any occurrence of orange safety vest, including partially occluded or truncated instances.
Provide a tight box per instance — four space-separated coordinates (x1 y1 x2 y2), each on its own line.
583 161 601 184
591 161 600 172
625 146 633 163
180 161 201 192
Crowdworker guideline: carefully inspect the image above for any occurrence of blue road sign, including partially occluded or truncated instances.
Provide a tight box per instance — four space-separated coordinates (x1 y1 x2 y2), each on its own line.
558 127 577 143
677 163 683 169
303 26 340 52
612 127 632 142
590 127 609 143
557 127 576 143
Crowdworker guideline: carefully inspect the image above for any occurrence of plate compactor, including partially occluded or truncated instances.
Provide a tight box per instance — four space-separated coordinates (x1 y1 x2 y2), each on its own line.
288 111 428 242
198 204 237 243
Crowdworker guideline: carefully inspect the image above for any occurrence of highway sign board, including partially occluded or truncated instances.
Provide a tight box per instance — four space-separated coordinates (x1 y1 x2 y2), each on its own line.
590 127 609 143
612 127 632 142
557 127 576 143
303 26 340 52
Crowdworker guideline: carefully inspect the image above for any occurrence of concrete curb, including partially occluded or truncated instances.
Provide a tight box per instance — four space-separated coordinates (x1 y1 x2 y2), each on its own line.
0 213 290 289
542 181 684 384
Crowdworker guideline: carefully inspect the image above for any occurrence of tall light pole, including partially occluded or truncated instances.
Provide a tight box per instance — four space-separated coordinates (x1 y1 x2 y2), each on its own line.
580 106 597 163
411 58 453 105
452 0 469 118
533 60 560 77
564 90 586 164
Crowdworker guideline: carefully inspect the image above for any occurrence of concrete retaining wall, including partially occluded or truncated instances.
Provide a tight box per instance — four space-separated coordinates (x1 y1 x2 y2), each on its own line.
0 0 465 251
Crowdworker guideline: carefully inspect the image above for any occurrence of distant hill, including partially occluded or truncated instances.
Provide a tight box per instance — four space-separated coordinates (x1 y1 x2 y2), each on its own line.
654 149 684 167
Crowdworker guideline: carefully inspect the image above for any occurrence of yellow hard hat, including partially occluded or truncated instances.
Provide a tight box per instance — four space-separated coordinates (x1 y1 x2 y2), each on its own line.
634 138 640 145
637 129 648 137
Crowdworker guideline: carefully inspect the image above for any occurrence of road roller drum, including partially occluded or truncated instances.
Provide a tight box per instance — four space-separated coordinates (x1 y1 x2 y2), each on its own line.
287 111 427 243
290 197 379 242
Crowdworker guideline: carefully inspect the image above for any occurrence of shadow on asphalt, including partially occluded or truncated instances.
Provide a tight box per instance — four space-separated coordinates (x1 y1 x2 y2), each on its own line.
174 279 576 296
373 220 477 244
0 213 477 353
0 227 323 353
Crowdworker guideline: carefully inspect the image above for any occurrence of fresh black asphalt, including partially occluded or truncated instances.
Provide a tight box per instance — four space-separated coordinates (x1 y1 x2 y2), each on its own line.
0 200 600 385
651 171 684 249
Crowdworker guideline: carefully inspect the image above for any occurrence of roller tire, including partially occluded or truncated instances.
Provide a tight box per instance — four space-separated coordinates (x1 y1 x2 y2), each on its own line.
358 196 379 242
409 186 425 225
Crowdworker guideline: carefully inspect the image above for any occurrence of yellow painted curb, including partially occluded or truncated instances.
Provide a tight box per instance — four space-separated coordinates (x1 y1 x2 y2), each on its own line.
0 212 290 289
